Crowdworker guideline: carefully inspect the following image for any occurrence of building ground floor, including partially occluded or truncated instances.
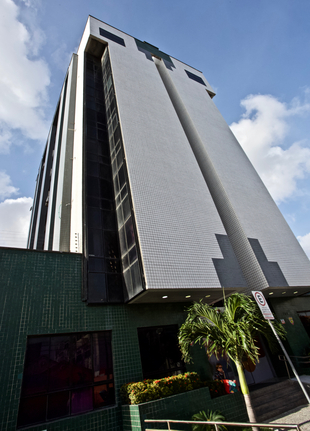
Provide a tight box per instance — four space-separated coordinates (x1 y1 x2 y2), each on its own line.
0 247 310 431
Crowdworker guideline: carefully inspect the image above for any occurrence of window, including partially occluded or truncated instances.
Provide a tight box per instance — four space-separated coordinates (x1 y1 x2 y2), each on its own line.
99 28 125 46
138 325 186 379
17 332 114 428
298 311 310 337
185 70 206 86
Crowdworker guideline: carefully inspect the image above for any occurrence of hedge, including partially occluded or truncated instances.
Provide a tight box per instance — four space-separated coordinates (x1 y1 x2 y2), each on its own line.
120 372 226 405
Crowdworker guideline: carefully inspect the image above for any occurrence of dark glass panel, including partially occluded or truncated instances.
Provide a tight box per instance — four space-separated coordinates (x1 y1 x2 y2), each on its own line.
87 176 100 197
93 332 113 383
131 261 143 295
99 27 126 46
71 334 92 387
122 253 130 270
104 231 118 259
94 384 115 408
87 99 96 110
88 207 102 229
88 273 107 303
87 196 100 208
118 165 125 189
47 391 70 420
111 158 117 176
17 395 47 427
123 196 131 222
106 259 121 273
121 184 127 200
125 218 135 250
97 112 105 124
86 108 96 121
22 337 49 395
87 152 100 162
113 173 120 195
185 69 206 86
96 103 104 113
88 257 105 272
98 129 107 141
102 210 116 231
49 335 71 390
86 85 95 97
88 228 103 256
71 387 93 415
86 61 93 71
113 124 121 144
107 274 123 302
116 193 121 208
87 120 97 130
118 225 126 254
101 199 114 211
116 150 123 169
99 163 111 180
137 325 186 380
129 246 137 264
100 179 113 200
109 98 116 115
123 268 133 297
87 161 99 177
87 126 97 140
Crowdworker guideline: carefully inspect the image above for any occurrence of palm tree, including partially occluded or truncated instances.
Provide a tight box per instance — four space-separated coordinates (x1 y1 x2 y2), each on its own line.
178 293 285 426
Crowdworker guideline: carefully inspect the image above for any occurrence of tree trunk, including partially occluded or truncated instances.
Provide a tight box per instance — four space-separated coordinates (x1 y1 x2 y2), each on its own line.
235 361 259 431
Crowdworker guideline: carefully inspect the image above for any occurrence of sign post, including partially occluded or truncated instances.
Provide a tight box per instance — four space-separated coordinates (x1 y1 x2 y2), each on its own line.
252 291 310 404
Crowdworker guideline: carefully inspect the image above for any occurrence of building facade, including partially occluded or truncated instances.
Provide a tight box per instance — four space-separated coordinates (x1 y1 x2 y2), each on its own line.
1 15 310 431
28 16 310 305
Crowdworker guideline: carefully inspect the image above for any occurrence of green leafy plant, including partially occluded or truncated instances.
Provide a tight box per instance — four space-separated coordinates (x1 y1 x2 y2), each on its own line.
120 372 226 405
192 410 227 431
179 293 286 425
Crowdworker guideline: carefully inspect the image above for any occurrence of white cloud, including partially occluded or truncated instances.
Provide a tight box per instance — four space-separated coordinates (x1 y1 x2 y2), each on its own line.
0 171 19 199
230 93 310 203
0 196 32 248
298 233 310 259
0 125 12 154
52 42 73 72
0 0 50 150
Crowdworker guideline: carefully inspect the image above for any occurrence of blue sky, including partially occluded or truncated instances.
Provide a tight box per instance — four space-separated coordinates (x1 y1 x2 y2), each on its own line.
0 0 310 257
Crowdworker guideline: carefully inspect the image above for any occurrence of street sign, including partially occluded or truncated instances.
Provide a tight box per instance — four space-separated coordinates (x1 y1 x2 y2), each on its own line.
252 291 274 320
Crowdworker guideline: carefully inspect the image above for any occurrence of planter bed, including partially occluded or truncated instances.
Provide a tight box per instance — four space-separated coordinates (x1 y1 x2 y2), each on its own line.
122 386 248 431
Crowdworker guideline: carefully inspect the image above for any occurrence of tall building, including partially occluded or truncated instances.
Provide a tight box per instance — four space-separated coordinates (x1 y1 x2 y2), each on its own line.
28 16 310 304
2 15 310 431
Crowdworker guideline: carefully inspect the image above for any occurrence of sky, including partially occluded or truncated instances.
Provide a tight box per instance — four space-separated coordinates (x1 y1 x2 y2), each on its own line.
0 0 310 258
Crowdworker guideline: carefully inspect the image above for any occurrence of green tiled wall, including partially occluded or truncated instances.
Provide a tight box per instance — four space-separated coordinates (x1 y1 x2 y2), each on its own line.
122 388 248 431
0 248 211 431
269 297 310 356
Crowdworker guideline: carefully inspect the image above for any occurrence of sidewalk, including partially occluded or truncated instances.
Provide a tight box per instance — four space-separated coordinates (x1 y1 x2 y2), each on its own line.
267 404 310 430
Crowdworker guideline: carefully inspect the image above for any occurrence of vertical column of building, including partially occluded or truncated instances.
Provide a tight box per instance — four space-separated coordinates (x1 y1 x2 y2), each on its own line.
27 155 45 249
57 55 78 252
27 107 60 250
154 57 269 294
101 48 144 302
44 78 68 250
83 51 124 303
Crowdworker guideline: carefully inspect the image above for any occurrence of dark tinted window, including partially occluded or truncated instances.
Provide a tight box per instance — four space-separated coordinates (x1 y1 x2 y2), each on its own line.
18 332 114 427
99 28 126 46
185 70 206 86
138 325 185 379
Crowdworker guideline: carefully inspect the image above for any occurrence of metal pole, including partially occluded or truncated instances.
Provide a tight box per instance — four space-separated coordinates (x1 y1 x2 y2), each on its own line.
269 320 310 403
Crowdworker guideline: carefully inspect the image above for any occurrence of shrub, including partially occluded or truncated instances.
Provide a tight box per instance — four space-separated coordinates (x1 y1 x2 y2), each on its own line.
192 410 227 431
120 372 226 405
